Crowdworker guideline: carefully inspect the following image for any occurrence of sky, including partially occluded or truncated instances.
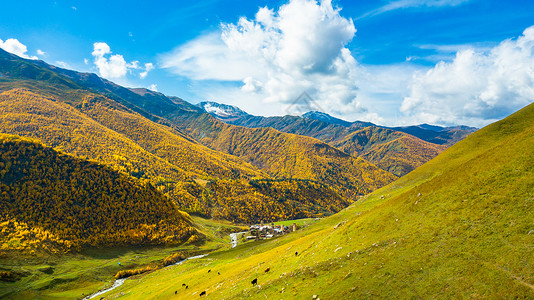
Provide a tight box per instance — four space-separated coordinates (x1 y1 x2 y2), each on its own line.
1 0 533 127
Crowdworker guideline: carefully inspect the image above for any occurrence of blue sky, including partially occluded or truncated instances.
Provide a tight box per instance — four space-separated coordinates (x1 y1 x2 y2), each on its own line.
1 0 533 127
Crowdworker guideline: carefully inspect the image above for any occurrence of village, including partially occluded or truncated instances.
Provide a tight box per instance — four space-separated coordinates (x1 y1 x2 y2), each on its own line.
247 220 298 240
230 220 306 248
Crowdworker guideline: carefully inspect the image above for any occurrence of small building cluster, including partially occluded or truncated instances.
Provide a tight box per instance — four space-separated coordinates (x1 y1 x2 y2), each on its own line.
246 220 297 241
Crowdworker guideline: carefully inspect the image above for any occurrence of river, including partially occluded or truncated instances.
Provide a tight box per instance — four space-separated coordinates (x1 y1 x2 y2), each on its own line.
84 254 208 299
229 231 249 248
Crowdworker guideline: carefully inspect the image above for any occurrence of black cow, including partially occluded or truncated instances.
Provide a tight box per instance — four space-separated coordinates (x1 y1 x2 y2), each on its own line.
208 269 211 273
175 291 177 294
265 267 270 273
200 291 206 296
218 272 220 275
295 251 298 256
182 283 186 286
251 278 258 286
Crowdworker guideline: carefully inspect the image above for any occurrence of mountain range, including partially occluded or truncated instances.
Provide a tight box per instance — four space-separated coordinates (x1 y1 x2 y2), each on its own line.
197 101 475 176
0 48 395 228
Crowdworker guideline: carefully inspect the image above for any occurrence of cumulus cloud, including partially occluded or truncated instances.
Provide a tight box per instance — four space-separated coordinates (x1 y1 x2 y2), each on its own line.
0 38 38 59
148 84 158 91
401 26 534 127
161 0 364 116
37 49 46 56
92 42 152 80
139 63 154 79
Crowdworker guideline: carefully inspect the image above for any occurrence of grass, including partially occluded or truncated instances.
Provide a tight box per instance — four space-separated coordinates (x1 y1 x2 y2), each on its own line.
99 103 534 299
273 218 321 227
0 217 246 299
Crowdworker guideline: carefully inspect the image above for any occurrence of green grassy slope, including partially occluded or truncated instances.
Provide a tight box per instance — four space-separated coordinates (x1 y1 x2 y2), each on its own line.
104 102 534 299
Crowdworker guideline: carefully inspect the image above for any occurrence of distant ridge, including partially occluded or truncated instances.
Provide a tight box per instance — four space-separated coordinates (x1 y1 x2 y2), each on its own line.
196 101 476 146
195 100 473 176
302 111 354 127
197 101 250 122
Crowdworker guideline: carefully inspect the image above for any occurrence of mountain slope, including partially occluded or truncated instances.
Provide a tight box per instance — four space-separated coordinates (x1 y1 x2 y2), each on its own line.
0 49 373 222
0 133 197 253
106 102 534 298
302 110 354 127
332 126 446 176
198 101 250 122
0 90 343 224
165 111 397 199
5 50 396 201
204 105 449 176
390 124 477 145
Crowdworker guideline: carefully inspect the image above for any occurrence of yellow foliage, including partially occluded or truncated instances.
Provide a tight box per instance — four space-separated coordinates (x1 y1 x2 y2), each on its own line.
0 133 196 251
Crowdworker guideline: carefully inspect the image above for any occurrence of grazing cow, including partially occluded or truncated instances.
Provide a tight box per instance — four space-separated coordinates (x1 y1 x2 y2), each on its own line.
251 278 258 286
182 283 186 286
218 272 220 275
208 269 211 273
175 291 177 294
295 251 298 256
186 285 189 289
265 267 270 273
200 291 206 296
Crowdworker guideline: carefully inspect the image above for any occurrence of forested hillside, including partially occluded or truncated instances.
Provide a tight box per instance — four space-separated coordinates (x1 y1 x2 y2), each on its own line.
0 134 197 253
0 49 385 223
36 62 397 195
166 112 397 199
332 127 446 176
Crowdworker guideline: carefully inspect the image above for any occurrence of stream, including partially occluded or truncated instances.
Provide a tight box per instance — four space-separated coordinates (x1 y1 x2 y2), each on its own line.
229 231 249 248
84 231 247 299
84 254 208 299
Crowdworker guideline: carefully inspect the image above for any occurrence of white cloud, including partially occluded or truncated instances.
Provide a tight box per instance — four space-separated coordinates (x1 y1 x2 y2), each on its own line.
241 77 263 93
359 0 469 19
37 49 46 56
0 38 38 59
148 84 158 91
84 58 89 65
91 42 153 80
139 62 154 79
161 0 363 116
401 26 534 127
55 61 71 68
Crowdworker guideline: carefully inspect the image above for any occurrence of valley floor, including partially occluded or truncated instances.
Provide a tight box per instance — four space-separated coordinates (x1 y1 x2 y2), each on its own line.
0 217 246 299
